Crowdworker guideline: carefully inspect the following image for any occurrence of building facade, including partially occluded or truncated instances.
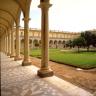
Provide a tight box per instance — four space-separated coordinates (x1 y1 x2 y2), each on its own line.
19 28 80 49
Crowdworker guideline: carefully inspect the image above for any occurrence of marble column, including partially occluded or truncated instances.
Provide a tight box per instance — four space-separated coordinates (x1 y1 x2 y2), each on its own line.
37 0 54 77
14 25 21 60
10 29 15 57
22 17 31 66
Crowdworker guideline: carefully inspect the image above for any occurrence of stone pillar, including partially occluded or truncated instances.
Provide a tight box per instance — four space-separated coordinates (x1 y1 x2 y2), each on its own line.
7 32 11 56
22 17 31 66
10 29 15 57
6 35 8 54
1 37 3 52
2 36 4 53
3 35 5 53
0 36 2 52
9 32 11 55
4 35 7 54
5 34 7 54
37 0 53 77
2 36 4 52
14 25 21 60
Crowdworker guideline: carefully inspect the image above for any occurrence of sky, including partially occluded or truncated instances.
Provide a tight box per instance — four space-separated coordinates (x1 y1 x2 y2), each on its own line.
20 0 96 32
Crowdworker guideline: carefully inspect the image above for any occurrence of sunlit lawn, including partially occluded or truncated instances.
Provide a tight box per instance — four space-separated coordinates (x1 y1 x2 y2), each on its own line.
30 48 96 69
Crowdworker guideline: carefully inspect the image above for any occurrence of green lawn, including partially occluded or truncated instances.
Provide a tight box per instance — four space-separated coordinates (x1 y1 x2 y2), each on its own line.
30 48 96 69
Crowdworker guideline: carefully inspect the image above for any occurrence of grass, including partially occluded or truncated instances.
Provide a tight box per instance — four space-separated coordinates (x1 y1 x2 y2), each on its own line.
30 48 96 69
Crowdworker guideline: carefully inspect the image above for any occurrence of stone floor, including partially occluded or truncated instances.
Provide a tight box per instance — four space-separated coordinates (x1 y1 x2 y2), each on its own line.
1 52 93 96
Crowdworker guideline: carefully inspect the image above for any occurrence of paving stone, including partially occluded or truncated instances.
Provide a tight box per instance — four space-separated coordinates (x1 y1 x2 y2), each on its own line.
1 52 93 96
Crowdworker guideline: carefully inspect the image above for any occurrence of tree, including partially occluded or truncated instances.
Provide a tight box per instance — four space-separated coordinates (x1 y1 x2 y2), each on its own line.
81 31 93 51
73 37 86 52
91 34 96 47
66 40 73 48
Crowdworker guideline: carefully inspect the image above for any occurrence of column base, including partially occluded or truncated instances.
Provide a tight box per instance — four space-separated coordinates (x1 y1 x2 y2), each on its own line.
10 55 15 58
5 52 7 55
7 53 10 56
37 68 54 78
14 56 22 61
22 60 32 66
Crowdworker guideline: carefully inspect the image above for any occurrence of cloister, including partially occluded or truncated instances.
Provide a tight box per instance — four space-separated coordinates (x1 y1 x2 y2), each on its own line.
0 0 55 77
0 0 94 96
0 0 80 77
19 28 80 49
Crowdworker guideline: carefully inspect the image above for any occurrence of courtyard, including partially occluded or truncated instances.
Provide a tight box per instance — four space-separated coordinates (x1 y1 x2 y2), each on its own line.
1 52 94 96
29 48 96 69
0 0 96 96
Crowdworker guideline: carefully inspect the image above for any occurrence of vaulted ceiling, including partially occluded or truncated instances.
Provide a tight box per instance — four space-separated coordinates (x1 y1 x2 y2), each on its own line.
0 0 32 36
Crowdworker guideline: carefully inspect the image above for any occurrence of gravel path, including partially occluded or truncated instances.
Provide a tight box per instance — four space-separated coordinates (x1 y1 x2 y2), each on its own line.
29 56 96 94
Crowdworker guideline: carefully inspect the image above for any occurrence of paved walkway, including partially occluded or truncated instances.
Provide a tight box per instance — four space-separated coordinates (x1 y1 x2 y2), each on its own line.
1 52 93 96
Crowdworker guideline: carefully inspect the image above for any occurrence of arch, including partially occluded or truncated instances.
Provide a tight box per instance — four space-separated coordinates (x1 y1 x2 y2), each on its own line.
0 9 16 23
54 40 57 44
0 26 6 32
49 40 54 48
49 40 53 44
14 0 25 15
54 40 58 48
39 40 41 47
29 39 32 44
0 23 8 29
33 39 39 44
21 39 24 43
62 40 66 48
0 26 6 36
33 39 39 48
0 16 12 27
39 40 41 44
0 25 6 30
58 40 62 44
62 40 65 44
15 0 32 17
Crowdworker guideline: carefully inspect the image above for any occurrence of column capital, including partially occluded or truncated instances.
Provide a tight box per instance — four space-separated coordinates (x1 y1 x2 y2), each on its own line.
16 25 20 28
38 2 52 9
22 18 31 22
40 0 49 3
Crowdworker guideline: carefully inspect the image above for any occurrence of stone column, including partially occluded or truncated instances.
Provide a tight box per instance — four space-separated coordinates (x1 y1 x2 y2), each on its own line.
4 35 7 54
7 32 11 56
0 36 2 52
1 37 3 52
2 36 5 53
3 35 5 53
37 0 53 77
14 25 21 60
5 34 7 54
22 17 31 66
9 32 11 55
10 29 15 57
6 35 8 54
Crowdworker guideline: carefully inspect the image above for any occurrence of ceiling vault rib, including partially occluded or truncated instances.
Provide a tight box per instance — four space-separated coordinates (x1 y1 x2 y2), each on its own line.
0 17 12 27
0 23 8 29
0 9 16 23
